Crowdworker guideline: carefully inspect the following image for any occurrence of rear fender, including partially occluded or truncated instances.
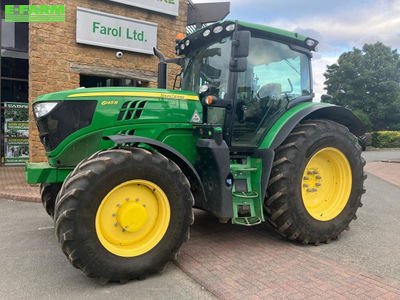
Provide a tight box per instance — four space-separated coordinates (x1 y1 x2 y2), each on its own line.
263 104 365 150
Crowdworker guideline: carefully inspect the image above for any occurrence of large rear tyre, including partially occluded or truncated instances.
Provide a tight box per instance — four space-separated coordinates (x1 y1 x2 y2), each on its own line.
264 120 366 245
54 148 193 282
40 183 62 217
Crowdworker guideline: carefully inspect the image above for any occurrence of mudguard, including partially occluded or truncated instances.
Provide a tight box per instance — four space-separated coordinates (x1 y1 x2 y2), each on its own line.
104 135 207 209
264 104 365 150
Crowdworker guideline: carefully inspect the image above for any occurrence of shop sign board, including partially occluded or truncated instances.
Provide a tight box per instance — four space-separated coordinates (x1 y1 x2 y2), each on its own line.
3 102 29 165
76 7 158 55
108 0 179 17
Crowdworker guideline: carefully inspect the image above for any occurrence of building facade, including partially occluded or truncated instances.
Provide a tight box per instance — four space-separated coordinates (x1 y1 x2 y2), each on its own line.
0 0 188 164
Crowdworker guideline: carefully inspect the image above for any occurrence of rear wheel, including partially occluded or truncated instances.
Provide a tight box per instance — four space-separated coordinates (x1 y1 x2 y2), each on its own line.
40 183 62 217
54 148 193 282
264 120 366 244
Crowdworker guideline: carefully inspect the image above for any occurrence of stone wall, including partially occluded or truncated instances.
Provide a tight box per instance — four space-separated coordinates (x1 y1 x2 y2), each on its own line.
29 0 187 162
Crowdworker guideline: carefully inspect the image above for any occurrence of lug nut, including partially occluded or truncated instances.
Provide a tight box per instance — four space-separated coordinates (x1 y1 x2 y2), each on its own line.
114 223 118 227
136 198 139 202
112 213 116 217
316 176 322 180
312 188 318 192
126 197 130 201
303 184 309 188
316 183 322 187
312 171 319 174
116 203 121 207
307 171 313 175
304 176 310 180
142 204 146 208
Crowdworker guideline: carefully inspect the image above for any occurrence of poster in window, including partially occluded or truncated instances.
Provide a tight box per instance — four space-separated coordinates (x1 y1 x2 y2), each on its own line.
3 102 29 165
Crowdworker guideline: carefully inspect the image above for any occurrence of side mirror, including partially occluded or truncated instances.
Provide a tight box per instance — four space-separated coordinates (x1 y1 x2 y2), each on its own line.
230 57 247 72
230 30 250 72
233 31 250 58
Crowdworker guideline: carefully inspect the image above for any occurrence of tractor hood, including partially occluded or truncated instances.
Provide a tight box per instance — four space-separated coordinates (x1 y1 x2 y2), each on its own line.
33 87 202 166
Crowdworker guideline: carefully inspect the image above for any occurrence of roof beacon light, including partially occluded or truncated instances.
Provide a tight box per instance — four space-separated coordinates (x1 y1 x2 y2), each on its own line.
175 33 184 41
206 96 214 105
226 24 235 32
203 29 211 37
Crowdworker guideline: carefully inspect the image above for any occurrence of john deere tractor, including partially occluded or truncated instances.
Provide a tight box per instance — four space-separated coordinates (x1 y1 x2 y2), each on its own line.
27 20 366 282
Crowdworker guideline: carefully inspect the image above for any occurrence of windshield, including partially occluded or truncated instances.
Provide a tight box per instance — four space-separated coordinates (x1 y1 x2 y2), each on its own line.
181 36 232 100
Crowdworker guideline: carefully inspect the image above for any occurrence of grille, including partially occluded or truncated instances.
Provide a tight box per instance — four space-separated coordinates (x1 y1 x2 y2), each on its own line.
35 100 97 152
117 100 147 121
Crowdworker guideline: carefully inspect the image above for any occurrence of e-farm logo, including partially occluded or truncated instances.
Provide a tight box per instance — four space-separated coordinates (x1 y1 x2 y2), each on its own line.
5 5 65 22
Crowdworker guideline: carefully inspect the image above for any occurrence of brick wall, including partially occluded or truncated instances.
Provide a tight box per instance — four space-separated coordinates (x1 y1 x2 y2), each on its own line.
29 0 187 162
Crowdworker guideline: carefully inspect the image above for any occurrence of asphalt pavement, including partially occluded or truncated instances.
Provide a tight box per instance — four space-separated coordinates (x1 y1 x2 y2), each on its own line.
0 199 215 300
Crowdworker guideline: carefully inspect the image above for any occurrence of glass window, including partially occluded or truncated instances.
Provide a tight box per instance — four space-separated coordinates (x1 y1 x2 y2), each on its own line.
80 75 146 88
1 57 28 79
1 79 28 102
182 37 232 100
181 37 232 124
232 37 311 147
1 21 28 51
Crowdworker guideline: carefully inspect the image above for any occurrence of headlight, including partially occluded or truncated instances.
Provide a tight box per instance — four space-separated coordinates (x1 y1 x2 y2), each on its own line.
185 39 190 47
33 102 59 118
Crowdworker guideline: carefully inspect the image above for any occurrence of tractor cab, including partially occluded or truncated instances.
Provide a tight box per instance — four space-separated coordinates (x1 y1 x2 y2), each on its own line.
175 20 317 150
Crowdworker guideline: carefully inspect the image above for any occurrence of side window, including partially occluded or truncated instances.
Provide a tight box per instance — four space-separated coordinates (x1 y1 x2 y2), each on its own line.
232 37 311 147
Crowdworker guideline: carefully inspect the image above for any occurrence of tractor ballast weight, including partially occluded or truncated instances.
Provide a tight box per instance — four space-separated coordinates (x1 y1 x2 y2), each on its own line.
26 20 366 282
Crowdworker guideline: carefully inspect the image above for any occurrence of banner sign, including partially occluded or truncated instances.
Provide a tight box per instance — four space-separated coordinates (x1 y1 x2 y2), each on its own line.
76 7 158 55
108 0 179 17
3 102 29 165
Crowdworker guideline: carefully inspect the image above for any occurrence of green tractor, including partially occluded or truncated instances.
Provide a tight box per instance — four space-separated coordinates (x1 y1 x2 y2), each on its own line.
27 20 366 282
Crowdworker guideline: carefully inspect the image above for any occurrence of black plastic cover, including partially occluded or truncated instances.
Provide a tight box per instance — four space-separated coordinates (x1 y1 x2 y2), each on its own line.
35 100 97 152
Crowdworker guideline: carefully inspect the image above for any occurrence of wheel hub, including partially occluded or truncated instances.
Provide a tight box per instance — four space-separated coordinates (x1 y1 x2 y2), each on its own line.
117 202 148 232
301 147 352 221
95 180 170 257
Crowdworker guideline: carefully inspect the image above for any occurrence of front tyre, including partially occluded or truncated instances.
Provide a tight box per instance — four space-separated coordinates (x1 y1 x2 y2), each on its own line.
54 148 193 282
264 120 366 245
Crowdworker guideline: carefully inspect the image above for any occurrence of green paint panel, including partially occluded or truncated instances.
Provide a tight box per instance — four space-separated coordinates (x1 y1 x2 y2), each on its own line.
231 157 265 225
26 162 72 184
259 102 333 149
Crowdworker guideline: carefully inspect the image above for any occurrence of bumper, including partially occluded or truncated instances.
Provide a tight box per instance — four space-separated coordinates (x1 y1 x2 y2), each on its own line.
25 162 73 184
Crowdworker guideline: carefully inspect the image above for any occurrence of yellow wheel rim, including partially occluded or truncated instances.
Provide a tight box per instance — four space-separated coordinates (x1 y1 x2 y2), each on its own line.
95 180 170 257
301 147 352 221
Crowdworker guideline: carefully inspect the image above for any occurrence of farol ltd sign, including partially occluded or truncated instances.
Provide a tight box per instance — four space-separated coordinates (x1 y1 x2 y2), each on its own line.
76 7 158 55
108 0 179 17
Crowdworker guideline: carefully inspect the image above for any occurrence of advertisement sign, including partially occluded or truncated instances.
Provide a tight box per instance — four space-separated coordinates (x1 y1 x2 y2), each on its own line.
108 0 179 17
76 7 158 55
3 102 29 165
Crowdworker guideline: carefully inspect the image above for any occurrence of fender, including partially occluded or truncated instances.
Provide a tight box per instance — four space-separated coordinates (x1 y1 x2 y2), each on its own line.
262 103 365 150
104 135 207 208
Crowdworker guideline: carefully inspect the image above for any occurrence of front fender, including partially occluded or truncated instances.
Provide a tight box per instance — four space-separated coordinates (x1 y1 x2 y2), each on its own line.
104 135 207 209
260 103 365 150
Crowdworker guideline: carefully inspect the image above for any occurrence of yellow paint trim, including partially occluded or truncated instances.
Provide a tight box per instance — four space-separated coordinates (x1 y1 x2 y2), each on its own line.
95 179 170 257
67 91 199 101
301 147 352 221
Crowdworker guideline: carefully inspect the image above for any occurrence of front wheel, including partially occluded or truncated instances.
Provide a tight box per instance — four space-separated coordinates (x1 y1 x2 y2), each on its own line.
54 148 193 282
264 120 366 245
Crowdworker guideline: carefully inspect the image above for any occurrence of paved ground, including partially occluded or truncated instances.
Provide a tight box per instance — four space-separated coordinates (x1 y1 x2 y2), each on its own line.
0 166 39 202
1 150 400 299
0 199 215 300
